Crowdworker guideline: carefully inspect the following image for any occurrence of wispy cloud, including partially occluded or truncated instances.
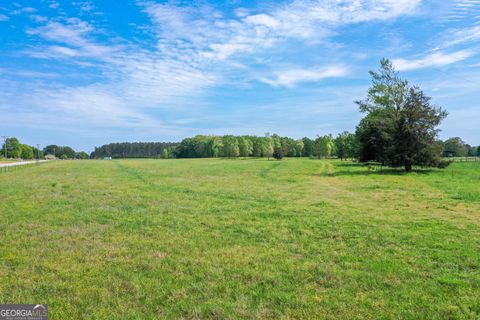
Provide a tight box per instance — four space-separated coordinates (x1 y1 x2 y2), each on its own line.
444 0 480 22
26 19 119 60
392 50 474 71
259 66 350 87
140 0 423 61
2 0 439 147
443 25 480 48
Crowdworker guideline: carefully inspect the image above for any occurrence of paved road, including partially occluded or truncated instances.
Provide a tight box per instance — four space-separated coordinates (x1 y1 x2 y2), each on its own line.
0 160 48 168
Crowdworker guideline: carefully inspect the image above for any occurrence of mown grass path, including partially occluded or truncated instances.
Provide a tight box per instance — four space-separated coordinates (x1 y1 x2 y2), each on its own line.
0 159 479 319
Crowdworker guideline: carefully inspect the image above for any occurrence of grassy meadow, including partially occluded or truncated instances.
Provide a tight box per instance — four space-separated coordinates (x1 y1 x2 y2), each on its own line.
0 158 479 319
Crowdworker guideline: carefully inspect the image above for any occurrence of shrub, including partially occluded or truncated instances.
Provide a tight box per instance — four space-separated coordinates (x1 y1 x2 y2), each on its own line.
437 159 453 169
273 147 284 160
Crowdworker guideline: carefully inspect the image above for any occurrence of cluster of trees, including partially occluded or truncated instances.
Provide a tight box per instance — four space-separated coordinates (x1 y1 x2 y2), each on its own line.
0 138 87 160
92 133 358 159
442 137 479 157
1 138 42 160
91 142 179 159
91 132 477 166
43 145 88 160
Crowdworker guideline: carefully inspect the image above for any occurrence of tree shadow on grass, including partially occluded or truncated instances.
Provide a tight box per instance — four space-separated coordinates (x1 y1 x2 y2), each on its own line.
333 162 437 176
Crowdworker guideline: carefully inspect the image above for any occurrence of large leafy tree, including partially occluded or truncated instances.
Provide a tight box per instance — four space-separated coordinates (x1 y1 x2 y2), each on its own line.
43 145 59 156
444 137 468 157
356 59 447 172
238 136 252 157
20 144 34 160
302 137 315 157
5 137 21 158
262 138 274 159
334 131 356 160
315 135 335 158
75 152 90 160
222 136 240 158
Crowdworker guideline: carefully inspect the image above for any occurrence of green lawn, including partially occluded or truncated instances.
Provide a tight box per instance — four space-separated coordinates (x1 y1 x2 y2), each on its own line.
0 158 479 319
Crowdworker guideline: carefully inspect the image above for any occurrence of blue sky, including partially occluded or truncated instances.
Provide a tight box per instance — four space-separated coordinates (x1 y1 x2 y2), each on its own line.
1 0 479 151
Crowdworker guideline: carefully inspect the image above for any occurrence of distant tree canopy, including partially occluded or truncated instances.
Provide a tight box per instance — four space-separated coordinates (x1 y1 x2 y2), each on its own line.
92 142 179 159
91 135 361 159
315 135 335 158
90 132 477 162
466 145 477 157
0 137 86 160
0 137 43 160
20 144 34 160
273 146 284 160
443 137 468 157
175 135 302 159
75 152 90 160
4 138 22 158
44 145 76 159
334 131 357 160
355 59 448 172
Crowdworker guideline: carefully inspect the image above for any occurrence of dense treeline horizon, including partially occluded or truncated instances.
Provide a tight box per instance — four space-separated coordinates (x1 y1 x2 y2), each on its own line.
89 134 479 161
91 134 352 159
92 142 179 159
0 137 89 160
2 134 479 163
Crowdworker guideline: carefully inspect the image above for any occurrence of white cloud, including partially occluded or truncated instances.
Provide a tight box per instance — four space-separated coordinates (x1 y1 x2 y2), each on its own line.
140 0 423 61
243 14 280 29
444 25 480 47
11 7 36 15
28 19 92 45
392 50 474 71
9 0 424 135
259 66 350 87
49 45 78 57
77 2 96 13
29 15 48 23
26 19 120 60
0 14 8 21
0 68 59 79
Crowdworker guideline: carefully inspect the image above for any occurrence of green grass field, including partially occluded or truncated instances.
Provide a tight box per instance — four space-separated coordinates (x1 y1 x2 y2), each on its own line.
1 159 479 319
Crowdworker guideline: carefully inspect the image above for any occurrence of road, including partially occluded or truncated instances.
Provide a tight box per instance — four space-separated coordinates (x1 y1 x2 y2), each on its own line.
0 160 48 168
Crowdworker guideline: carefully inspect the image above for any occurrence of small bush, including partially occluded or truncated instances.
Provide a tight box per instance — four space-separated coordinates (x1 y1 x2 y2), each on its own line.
273 147 284 160
437 159 453 169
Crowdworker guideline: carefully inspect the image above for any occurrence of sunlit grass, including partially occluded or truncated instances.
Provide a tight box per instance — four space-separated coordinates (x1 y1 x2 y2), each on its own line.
0 158 479 319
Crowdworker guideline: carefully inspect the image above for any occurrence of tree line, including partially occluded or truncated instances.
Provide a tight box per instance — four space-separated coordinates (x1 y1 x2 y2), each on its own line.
91 59 479 172
91 142 178 159
3 60 479 171
90 133 478 162
0 138 88 160
0 138 41 160
90 134 355 160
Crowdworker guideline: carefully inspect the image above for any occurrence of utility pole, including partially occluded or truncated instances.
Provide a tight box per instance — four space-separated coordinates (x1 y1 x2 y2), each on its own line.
1 136 7 159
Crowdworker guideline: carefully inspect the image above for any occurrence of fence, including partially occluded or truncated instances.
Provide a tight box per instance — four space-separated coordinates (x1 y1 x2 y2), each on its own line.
445 157 480 163
0 160 48 174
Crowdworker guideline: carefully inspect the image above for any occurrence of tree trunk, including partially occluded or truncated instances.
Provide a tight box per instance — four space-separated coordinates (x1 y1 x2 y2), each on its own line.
404 162 412 172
